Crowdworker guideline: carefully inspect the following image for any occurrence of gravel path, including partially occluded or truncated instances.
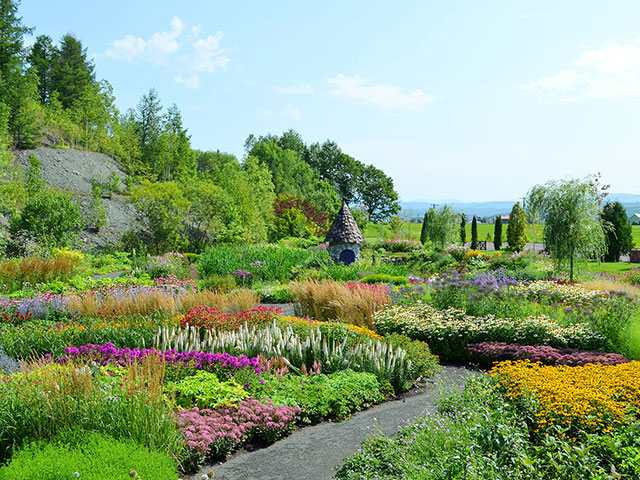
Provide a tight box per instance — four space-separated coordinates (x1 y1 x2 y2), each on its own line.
187 365 479 480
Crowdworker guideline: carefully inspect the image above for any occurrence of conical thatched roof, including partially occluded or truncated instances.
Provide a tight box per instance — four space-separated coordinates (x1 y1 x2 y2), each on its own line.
325 202 364 245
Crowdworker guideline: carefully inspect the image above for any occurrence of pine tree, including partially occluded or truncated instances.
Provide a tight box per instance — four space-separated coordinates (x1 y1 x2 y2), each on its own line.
459 214 466 245
51 34 96 109
0 0 32 79
507 202 527 252
494 215 502 250
27 34 56 103
601 202 634 262
471 215 478 250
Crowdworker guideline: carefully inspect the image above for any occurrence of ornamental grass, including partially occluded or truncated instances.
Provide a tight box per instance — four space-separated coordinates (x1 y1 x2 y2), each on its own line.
491 360 640 436
0 252 81 294
290 280 391 328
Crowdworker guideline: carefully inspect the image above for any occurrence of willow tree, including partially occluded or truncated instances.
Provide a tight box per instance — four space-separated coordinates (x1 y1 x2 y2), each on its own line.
526 176 607 283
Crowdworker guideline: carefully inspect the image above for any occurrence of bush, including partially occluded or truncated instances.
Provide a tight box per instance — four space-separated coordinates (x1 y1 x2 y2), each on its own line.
169 370 249 409
254 370 385 423
9 188 84 253
0 431 178 480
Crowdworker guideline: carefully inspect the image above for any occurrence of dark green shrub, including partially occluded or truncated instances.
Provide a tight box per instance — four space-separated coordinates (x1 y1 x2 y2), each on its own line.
0 431 178 480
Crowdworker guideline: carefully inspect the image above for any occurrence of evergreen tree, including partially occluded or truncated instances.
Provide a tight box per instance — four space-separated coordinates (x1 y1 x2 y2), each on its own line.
27 34 56 103
163 103 195 181
420 211 429 244
507 202 527 252
51 34 96 108
494 215 502 250
0 0 32 79
134 88 163 175
51 34 96 109
459 214 466 245
601 201 634 262
471 215 478 250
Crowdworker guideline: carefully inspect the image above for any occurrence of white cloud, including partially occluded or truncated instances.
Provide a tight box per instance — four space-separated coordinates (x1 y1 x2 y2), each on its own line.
174 74 200 89
274 83 315 94
191 33 229 73
327 74 436 111
260 104 302 121
520 38 640 100
105 17 229 87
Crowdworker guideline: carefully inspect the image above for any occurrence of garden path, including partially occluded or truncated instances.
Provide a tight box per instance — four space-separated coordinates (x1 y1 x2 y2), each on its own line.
187 365 479 480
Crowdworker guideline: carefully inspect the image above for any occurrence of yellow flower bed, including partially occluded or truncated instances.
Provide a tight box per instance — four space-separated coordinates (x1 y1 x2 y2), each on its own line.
515 280 601 303
491 360 640 434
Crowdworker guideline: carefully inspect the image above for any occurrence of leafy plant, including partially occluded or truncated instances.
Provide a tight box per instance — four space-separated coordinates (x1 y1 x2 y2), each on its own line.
169 370 249 409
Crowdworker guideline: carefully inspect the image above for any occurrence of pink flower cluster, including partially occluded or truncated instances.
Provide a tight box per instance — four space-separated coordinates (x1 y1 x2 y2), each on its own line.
466 342 629 366
175 398 300 458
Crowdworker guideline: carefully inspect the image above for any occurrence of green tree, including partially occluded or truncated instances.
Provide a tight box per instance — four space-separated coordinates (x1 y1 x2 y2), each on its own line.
506 202 528 253
420 211 429 245
27 34 56 103
424 205 457 249
0 0 32 79
305 140 362 202
357 165 400 222
471 216 478 250
601 201 634 262
130 181 191 253
10 73 45 148
526 177 607 282
9 187 83 251
162 103 195 181
249 138 316 197
493 216 502 251
50 34 96 109
134 88 163 176
459 214 466 245
196 149 238 177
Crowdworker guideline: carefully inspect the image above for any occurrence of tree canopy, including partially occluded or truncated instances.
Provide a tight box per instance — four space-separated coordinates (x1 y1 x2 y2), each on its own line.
526 176 607 282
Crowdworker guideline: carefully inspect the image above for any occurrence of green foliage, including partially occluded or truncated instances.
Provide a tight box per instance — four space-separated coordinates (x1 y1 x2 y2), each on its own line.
459 213 466 245
129 180 190 254
0 431 178 480
357 165 400 222
471 215 478 250
199 244 329 282
50 34 96 109
0 363 183 465
420 211 429 244
360 274 409 284
9 187 83 252
423 205 457 249
527 177 606 282
494 215 502 250
601 201 634 262
253 370 384 423
507 201 528 252
86 182 107 232
336 376 532 480
169 370 249 409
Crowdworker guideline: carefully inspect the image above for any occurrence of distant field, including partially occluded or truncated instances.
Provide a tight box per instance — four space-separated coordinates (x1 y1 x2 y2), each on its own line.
634 225 640 248
364 221 544 245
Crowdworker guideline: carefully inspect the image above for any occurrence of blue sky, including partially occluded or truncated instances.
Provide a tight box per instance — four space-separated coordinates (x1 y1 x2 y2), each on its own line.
19 0 640 202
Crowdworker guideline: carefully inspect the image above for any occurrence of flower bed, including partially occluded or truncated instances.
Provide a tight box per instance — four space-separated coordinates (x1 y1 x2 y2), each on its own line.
181 305 283 331
373 304 604 360
176 399 300 460
491 360 640 435
466 342 628 366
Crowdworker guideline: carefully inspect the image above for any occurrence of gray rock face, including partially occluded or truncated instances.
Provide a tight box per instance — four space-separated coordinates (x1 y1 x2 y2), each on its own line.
12 147 138 250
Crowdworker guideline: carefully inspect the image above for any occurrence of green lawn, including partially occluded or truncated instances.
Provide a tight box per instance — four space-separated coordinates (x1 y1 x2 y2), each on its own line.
364 221 544 245
633 225 640 248
580 261 639 275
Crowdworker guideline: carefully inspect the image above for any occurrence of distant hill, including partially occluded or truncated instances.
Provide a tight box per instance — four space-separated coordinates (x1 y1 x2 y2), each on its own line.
401 193 640 220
